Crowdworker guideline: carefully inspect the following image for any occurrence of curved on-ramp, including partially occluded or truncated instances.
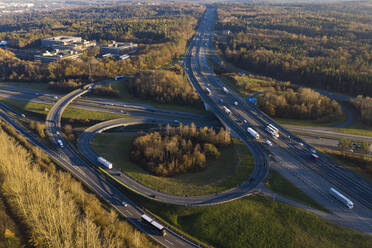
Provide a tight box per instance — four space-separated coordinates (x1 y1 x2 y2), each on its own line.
77 116 267 206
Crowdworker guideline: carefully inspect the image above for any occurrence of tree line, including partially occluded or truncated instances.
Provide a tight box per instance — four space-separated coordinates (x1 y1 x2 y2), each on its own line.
127 70 202 106
257 87 343 121
350 96 372 126
130 123 231 176
215 2 372 96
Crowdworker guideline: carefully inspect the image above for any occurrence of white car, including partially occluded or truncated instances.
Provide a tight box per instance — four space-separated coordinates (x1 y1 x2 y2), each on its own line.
310 148 317 154
21 114 26 118
53 96 58 99
122 201 128 207
265 140 272 146
243 119 248 124
234 101 238 106
299 142 304 147
57 139 64 148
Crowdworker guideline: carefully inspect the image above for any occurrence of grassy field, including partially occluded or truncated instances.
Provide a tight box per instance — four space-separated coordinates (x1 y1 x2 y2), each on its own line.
265 170 328 211
110 79 207 115
0 97 124 121
0 81 49 90
0 199 24 248
91 132 255 196
139 194 372 248
276 115 347 128
331 128 372 137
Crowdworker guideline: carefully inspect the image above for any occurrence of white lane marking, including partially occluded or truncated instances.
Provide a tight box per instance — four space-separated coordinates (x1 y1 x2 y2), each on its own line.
164 239 174 246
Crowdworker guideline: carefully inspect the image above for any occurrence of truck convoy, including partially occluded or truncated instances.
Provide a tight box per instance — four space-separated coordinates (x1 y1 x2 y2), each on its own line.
329 187 354 209
97 156 113 169
247 127 260 139
141 214 166 236
265 124 279 139
223 106 231 115
222 87 229 94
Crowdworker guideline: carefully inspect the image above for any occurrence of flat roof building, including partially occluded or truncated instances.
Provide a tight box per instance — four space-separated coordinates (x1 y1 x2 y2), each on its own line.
41 36 96 51
100 41 138 55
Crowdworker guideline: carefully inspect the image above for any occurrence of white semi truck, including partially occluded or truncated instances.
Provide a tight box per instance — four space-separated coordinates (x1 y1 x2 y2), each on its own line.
265 124 279 139
247 127 260 139
97 156 113 169
329 187 354 209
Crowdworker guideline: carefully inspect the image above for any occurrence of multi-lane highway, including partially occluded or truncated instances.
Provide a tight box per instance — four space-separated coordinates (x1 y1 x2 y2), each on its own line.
0 6 371 247
2 84 372 143
185 7 372 233
0 105 201 248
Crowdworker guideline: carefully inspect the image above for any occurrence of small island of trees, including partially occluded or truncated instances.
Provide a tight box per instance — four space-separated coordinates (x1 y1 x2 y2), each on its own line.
130 124 231 177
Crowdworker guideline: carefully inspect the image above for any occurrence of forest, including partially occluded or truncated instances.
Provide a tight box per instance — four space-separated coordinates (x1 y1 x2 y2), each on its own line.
0 3 201 83
130 124 231 177
0 120 158 248
127 70 202 106
215 2 372 96
350 96 372 126
257 87 343 121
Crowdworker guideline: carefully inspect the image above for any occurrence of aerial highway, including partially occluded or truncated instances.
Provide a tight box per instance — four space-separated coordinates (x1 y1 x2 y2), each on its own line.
0 105 201 248
184 7 372 233
77 116 265 206
2 84 372 143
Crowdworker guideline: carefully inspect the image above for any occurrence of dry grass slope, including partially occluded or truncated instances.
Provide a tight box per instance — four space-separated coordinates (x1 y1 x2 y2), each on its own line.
0 125 158 248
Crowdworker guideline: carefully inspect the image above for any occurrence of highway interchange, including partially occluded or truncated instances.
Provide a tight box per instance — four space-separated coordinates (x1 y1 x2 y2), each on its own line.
0 6 371 248
184 7 372 233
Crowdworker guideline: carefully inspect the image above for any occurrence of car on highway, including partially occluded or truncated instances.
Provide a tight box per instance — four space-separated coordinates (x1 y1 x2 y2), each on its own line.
57 139 64 148
219 98 224 103
265 140 272 146
122 201 128 207
243 119 248 124
53 96 58 99
174 120 180 124
56 131 60 135
310 148 317 153
21 114 26 118
234 101 239 106
299 142 304 147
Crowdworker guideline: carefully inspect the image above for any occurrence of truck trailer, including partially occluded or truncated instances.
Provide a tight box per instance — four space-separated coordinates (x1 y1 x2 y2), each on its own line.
329 187 354 209
97 156 113 169
247 127 260 139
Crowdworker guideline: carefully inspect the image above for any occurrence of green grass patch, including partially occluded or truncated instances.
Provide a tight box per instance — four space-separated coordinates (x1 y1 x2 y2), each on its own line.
265 170 328 212
0 97 123 121
109 79 207 115
275 113 347 127
0 81 49 90
331 128 372 137
91 132 254 196
138 194 372 248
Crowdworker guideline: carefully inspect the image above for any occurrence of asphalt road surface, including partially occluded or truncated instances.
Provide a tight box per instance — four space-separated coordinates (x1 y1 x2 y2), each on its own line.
185 7 372 234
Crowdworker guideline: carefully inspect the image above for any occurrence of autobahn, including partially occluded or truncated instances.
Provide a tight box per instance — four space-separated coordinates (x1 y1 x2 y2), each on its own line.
2 84 372 143
185 7 372 233
0 105 200 247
